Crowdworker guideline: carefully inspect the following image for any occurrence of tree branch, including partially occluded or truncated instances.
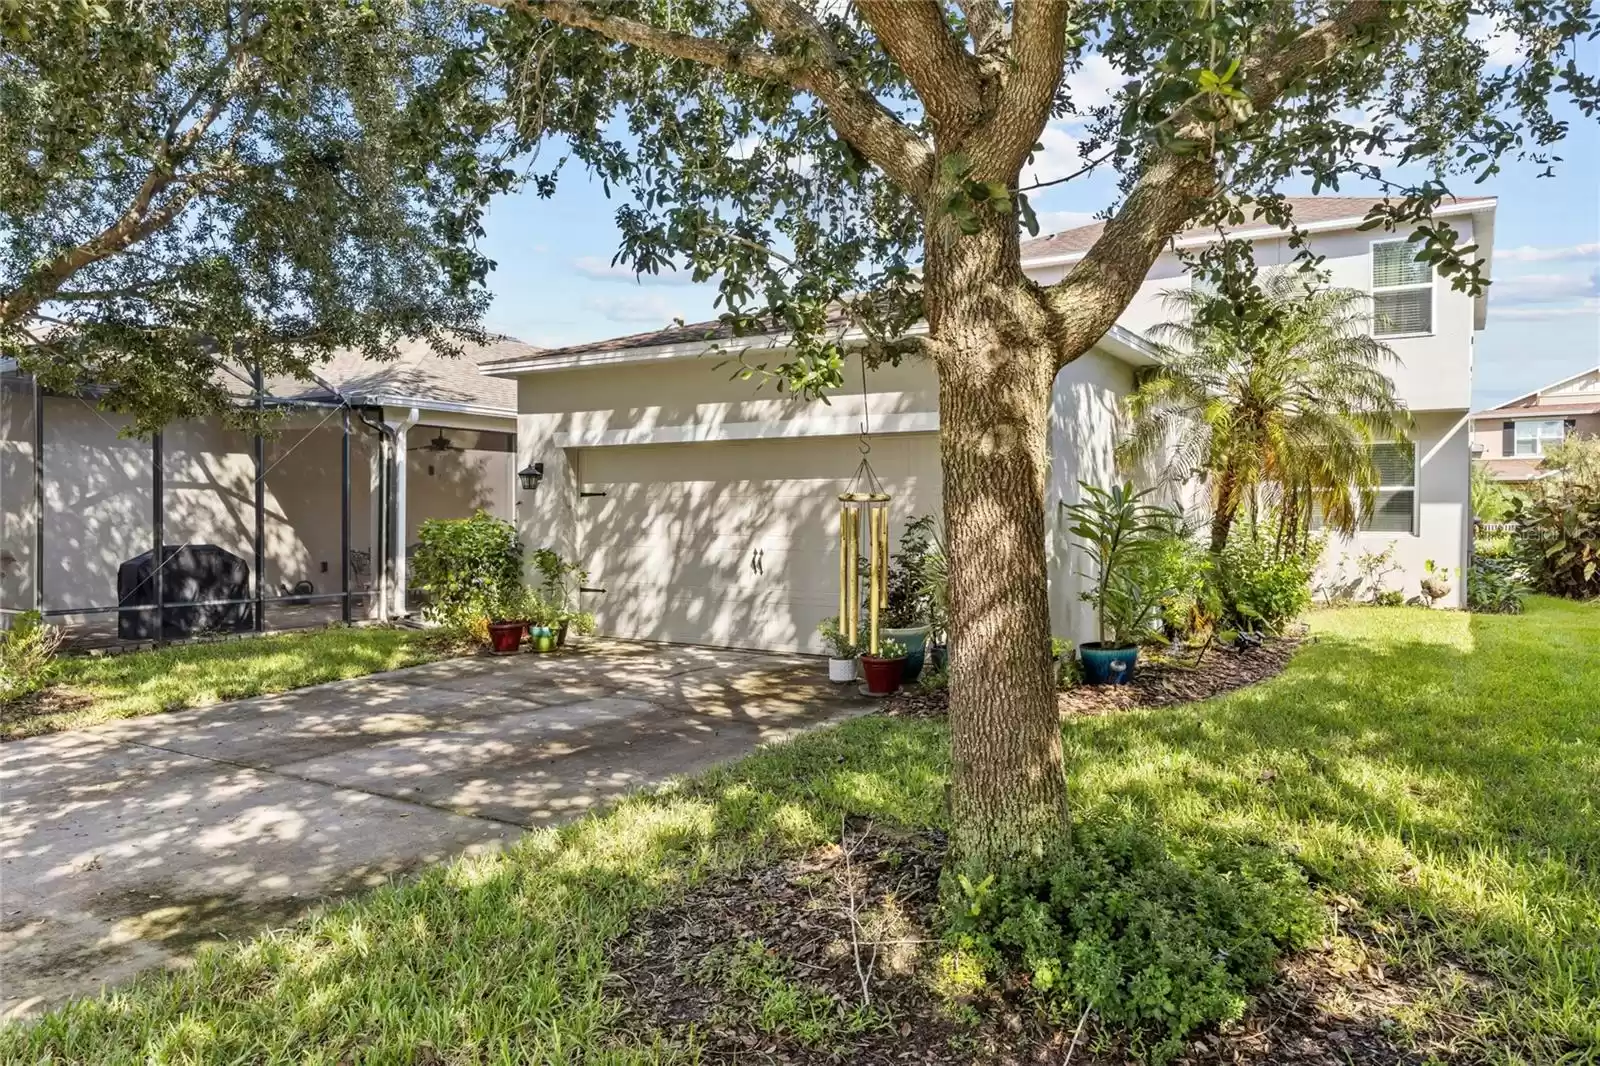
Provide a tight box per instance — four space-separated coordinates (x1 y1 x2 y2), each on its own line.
854 0 984 135
955 0 1004 57
992 0 1070 169
484 0 801 81
1046 1 1395 369
745 0 934 196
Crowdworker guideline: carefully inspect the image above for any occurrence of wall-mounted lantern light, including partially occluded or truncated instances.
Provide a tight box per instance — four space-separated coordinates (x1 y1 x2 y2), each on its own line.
518 462 545 491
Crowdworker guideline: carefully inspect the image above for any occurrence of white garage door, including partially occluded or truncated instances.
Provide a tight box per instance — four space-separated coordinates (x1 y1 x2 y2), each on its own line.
573 434 942 653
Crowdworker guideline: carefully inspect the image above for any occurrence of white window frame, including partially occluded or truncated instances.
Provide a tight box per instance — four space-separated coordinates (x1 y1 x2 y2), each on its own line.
1307 440 1420 537
1369 238 1436 339
1513 419 1566 457
1360 440 1420 536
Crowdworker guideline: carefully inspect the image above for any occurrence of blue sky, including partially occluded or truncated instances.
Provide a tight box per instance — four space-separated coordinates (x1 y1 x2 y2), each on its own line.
478 33 1599 413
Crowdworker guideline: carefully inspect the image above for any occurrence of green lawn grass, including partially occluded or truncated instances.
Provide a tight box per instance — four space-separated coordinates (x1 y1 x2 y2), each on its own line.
2 626 461 740
5 599 1596 1063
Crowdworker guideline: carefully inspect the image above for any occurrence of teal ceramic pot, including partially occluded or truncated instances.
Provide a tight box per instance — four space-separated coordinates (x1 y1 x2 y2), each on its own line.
1079 642 1138 685
527 625 556 653
883 625 931 682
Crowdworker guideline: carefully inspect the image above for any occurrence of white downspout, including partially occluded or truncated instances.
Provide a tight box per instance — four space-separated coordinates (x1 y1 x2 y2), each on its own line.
387 407 419 618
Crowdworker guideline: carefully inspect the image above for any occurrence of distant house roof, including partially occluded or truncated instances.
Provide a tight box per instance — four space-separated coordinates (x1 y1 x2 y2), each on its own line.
1471 401 1600 420
1017 195 1497 263
266 333 541 416
1479 457 1556 483
1471 365 1600 416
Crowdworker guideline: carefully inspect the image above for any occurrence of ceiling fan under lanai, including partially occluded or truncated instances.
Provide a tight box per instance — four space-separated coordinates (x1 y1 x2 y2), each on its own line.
409 431 462 453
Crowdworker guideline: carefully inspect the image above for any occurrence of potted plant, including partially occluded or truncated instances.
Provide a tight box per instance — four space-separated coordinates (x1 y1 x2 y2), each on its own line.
817 616 861 683
522 589 559 652
860 637 908 696
1420 559 1454 607
485 586 527 656
883 515 941 682
1062 482 1178 685
533 547 591 646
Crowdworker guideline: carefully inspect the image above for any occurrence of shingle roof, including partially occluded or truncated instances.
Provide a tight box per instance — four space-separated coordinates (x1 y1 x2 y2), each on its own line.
1018 195 1497 261
265 333 541 412
476 309 856 367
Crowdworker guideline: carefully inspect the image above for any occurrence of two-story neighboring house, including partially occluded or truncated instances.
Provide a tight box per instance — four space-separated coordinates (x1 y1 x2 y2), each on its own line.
1469 366 1600 485
481 195 1494 653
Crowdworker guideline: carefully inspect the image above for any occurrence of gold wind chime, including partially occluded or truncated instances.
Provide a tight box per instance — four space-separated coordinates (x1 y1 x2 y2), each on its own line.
837 360 890 657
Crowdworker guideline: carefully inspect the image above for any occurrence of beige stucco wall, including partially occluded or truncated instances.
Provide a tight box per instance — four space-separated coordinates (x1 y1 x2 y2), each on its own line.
0 373 37 615
1314 410 1472 607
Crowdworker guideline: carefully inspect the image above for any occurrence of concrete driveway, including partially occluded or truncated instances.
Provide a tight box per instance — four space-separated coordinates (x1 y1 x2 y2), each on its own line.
0 641 865 1018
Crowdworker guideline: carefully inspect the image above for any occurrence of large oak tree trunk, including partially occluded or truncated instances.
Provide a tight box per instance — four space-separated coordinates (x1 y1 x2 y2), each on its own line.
926 211 1070 870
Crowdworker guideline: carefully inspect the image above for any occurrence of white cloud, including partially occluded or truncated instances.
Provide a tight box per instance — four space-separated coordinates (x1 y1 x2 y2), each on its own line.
1491 299 1599 321
572 255 694 285
1497 243 1600 263
1034 210 1098 235
1062 54 1128 119
1020 123 1085 188
1492 271 1599 306
1467 14 1523 67
581 291 684 326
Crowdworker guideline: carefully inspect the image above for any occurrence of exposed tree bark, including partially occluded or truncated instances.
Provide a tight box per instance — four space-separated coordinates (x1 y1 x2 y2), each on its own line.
925 207 1068 866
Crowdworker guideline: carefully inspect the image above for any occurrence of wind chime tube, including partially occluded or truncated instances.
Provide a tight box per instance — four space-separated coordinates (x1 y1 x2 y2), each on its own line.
838 507 848 634
846 505 859 640
868 504 882 656
877 502 890 611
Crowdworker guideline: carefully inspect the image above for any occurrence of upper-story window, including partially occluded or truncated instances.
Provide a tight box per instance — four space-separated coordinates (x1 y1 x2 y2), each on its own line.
1371 240 1434 337
1514 419 1567 456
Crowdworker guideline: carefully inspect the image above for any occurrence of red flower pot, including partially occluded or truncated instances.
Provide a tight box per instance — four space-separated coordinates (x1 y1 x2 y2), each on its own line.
860 654 906 696
487 621 525 655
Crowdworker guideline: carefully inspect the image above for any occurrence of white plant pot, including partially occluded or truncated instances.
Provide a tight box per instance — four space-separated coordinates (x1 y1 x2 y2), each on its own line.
828 657 857 683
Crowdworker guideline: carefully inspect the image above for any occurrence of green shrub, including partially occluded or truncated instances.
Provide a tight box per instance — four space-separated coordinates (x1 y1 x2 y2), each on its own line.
885 514 943 630
0 610 64 702
411 511 524 630
1511 465 1600 600
1467 556 1530 614
1215 529 1316 632
946 815 1321 1063
1474 531 1514 559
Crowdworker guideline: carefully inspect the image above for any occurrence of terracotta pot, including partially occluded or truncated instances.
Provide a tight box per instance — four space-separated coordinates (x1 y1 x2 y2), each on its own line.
860 654 905 696
487 621 524 656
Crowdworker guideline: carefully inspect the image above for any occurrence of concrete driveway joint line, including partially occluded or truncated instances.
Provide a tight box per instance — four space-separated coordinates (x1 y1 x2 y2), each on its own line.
0 640 864 1018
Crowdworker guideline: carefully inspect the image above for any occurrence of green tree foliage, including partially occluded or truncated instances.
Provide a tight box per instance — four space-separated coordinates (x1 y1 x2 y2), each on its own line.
1121 271 1410 555
0 0 513 430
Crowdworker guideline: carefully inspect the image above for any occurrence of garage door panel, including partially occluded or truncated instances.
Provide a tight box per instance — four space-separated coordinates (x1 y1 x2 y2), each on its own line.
575 435 941 653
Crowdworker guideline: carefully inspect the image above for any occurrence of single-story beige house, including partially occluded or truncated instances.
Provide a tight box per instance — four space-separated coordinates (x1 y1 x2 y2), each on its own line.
0 334 537 645
478 320 1159 653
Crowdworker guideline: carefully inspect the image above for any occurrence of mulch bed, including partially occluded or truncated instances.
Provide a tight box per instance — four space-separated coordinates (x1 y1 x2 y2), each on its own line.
887 634 1303 720
610 821 1478 1065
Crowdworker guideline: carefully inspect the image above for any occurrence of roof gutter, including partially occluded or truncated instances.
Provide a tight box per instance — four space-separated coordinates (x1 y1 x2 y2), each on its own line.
480 321 1162 377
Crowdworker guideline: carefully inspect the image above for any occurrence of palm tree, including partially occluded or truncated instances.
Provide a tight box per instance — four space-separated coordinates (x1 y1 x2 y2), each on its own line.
1121 270 1411 555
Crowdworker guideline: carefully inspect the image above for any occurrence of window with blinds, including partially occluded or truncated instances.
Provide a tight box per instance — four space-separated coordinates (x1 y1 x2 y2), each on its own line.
1371 240 1433 337
1363 441 1417 532
1310 441 1418 534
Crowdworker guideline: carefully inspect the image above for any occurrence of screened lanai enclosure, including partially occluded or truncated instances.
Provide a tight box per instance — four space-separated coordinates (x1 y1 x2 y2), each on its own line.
0 354 522 648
